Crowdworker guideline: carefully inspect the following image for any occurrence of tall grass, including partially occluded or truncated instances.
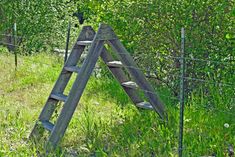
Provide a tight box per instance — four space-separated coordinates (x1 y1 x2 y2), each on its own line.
0 48 234 156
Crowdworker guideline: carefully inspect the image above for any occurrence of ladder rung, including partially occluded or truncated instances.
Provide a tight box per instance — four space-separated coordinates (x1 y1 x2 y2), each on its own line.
107 61 123 68
64 66 80 73
136 102 153 110
121 81 138 89
77 40 93 46
41 121 54 132
50 93 67 102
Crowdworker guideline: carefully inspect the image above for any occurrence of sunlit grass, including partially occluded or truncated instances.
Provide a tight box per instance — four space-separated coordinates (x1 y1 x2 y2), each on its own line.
0 48 234 156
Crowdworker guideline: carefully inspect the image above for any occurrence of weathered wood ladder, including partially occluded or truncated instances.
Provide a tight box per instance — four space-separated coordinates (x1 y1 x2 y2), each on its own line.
29 24 167 149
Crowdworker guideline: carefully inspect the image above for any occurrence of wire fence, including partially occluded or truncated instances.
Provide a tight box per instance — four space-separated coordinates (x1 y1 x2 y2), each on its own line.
100 63 234 88
0 34 22 49
109 29 234 156
0 33 23 39
156 53 234 65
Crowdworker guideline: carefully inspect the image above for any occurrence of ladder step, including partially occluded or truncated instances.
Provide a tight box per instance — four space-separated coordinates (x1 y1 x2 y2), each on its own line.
50 93 68 102
64 66 80 73
107 61 123 68
41 121 54 132
77 40 93 46
136 102 153 110
122 81 138 89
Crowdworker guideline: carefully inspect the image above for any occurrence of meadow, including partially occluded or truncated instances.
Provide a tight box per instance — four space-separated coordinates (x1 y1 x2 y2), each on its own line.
0 48 234 156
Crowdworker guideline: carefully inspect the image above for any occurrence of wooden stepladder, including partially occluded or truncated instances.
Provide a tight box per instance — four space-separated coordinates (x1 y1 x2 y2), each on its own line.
29 24 167 149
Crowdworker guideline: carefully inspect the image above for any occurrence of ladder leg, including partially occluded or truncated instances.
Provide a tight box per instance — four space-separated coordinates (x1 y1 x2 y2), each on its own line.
47 40 104 149
100 48 143 104
30 26 96 139
108 39 167 119
30 101 56 139
38 46 83 122
29 47 84 139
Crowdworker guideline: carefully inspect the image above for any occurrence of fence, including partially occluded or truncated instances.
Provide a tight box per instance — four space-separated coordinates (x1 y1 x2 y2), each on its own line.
0 23 20 68
0 21 73 67
157 29 234 156
95 28 234 156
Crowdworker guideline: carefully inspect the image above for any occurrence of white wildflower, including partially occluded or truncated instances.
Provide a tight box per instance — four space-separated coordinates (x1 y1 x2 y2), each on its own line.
224 123 229 128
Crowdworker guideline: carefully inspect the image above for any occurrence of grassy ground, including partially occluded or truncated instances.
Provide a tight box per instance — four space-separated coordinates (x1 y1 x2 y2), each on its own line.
0 49 234 156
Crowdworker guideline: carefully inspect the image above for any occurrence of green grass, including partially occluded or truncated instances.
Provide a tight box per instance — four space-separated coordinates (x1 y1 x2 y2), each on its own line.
0 48 234 156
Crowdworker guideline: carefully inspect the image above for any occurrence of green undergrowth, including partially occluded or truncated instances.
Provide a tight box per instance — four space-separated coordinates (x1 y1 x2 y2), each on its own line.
0 49 234 156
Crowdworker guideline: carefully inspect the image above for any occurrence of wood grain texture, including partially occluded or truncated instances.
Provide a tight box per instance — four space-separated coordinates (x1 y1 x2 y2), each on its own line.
108 38 167 119
29 26 95 139
96 23 118 40
100 49 143 104
47 28 105 148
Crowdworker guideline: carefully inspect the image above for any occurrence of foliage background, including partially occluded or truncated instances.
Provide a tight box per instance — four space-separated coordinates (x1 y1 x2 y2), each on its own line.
1 0 234 91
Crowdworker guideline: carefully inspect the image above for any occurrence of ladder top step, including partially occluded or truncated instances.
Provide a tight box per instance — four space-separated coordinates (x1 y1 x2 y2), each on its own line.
107 61 123 68
41 121 54 132
136 102 153 110
50 93 67 102
64 66 80 73
122 81 138 89
77 40 93 45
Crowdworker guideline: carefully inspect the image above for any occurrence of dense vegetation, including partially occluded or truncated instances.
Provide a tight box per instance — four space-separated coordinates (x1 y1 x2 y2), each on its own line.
1 0 234 92
0 0 234 156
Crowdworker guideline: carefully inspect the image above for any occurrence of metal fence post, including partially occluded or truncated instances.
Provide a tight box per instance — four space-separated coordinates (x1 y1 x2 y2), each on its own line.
13 22 17 69
178 27 185 157
64 21 71 64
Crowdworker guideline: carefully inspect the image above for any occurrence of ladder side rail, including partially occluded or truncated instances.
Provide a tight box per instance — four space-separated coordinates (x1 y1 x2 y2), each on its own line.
29 43 85 139
47 39 105 148
100 48 143 104
39 26 95 121
86 25 144 106
38 45 84 121
29 26 95 138
108 39 167 119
